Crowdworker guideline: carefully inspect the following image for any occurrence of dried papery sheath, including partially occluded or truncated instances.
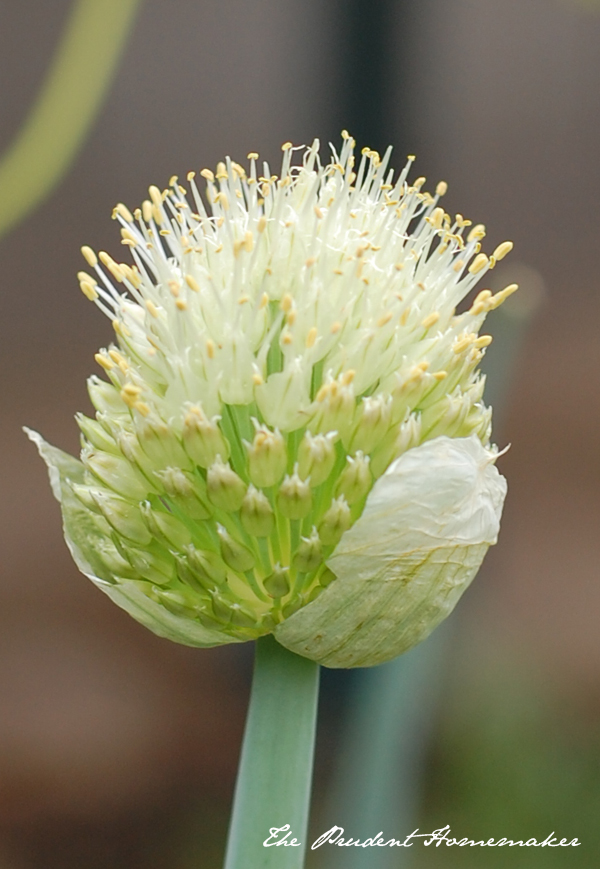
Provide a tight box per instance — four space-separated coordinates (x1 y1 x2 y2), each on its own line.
28 134 511 666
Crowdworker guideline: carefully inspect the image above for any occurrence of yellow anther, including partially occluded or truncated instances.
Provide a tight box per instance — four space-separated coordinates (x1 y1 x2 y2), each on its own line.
252 372 263 386
377 311 393 328
108 349 124 364
330 321 341 334
492 241 513 261
146 300 159 318
215 162 227 180
232 162 246 178
114 203 133 222
467 223 486 243
413 176 426 190
142 200 153 223
394 263 404 271
121 384 141 406
120 228 137 246
314 206 323 219
81 245 97 267
400 307 411 326
305 327 318 348
187 171 196 181
214 243 223 254
341 370 355 385
421 311 440 329
185 274 200 292
259 292 269 309
168 175 178 187
243 230 254 252
257 215 267 234
238 295 250 305
79 280 98 301
281 141 293 151
433 370 448 381
206 339 216 359
280 294 293 313
148 185 163 208
436 181 448 196
453 259 465 273
305 257 317 268
430 207 444 229
99 251 124 282
167 279 180 297
133 402 151 417
281 330 293 345
175 299 188 311
152 204 163 225
94 353 113 371
474 334 493 349
490 283 519 309
247 152 259 160
453 333 475 354
200 168 215 182
286 310 297 326
469 253 489 275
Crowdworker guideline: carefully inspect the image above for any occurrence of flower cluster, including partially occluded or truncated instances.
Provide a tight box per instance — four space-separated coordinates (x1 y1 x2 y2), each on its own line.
29 135 510 666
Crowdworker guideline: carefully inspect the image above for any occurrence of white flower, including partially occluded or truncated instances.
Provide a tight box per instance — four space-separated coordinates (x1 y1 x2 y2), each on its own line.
28 135 512 665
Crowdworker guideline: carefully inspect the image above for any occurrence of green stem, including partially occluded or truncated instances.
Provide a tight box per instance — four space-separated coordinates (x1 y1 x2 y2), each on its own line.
224 635 319 869
0 0 144 239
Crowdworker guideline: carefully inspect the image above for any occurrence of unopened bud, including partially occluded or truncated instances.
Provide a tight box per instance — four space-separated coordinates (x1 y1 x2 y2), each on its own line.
176 547 228 592
263 564 291 598
76 413 119 454
207 457 247 511
310 374 355 439
87 375 128 416
297 431 337 485
182 405 230 467
92 491 152 545
121 544 175 586
347 394 392 453
246 422 287 488
140 501 192 549
83 449 150 500
318 495 351 546
213 594 258 627
136 414 191 468
292 528 322 573
277 467 312 519
240 485 275 536
155 589 198 618
335 452 372 504
217 525 255 572
155 466 210 520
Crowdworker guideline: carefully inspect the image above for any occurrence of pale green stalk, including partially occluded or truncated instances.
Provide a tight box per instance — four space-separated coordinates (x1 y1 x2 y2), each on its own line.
0 0 143 239
224 636 320 869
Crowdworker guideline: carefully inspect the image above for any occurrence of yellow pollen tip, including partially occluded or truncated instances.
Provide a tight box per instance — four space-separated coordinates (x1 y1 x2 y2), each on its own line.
257 215 267 233
259 293 269 309
436 181 448 196
475 334 493 349
492 241 513 261
252 373 263 386
146 300 159 318
81 245 97 267
467 224 486 243
247 152 259 160
206 339 216 359
306 327 318 348
185 274 200 292
377 311 393 328
94 353 113 371
200 168 215 182
330 321 342 334
281 141 293 151
115 203 133 222
421 311 440 329
175 299 187 311
433 371 448 381
280 294 293 313
187 171 196 180
490 283 519 309
469 253 489 275
148 185 162 208
342 370 355 386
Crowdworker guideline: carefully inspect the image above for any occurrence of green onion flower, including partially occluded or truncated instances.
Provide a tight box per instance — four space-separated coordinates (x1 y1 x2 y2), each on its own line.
28 134 512 667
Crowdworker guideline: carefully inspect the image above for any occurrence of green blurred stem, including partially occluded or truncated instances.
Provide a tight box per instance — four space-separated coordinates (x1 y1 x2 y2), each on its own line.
0 0 143 239
224 636 319 869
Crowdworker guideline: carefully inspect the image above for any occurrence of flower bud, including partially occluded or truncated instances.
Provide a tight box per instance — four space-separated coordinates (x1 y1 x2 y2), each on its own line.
87 375 128 416
76 413 120 454
318 495 351 546
120 543 175 586
292 528 322 573
277 468 312 519
140 501 193 549
240 485 275 536
263 564 291 598
335 452 372 504
370 413 422 478
346 394 392 453
154 467 211 520
182 405 230 467
246 423 287 488
83 449 150 500
309 373 355 440
92 491 152 545
217 525 255 572
207 457 247 511
176 547 228 592
135 414 191 468
297 431 337 486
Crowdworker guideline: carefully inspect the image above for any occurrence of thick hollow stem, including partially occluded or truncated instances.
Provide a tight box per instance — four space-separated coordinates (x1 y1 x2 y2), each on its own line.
224 635 320 869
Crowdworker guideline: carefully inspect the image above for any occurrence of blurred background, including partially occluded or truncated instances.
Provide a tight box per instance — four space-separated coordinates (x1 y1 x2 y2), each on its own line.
1 0 600 866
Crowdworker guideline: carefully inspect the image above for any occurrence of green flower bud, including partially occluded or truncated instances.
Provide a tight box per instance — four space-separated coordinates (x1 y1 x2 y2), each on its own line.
182 405 230 467
318 496 351 546
207 456 247 511
240 485 275 537
92 490 152 545
277 468 312 519
217 524 255 572
297 431 337 486
334 452 372 504
292 529 322 573
175 547 228 593
140 501 192 549
246 422 287 488
136 414 191 468
83 448 151 500
76 413 120 454
263 564 291 599
346 395 392 453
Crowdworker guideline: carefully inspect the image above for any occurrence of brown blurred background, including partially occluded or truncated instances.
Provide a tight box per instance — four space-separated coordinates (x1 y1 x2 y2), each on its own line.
1 0 600 866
